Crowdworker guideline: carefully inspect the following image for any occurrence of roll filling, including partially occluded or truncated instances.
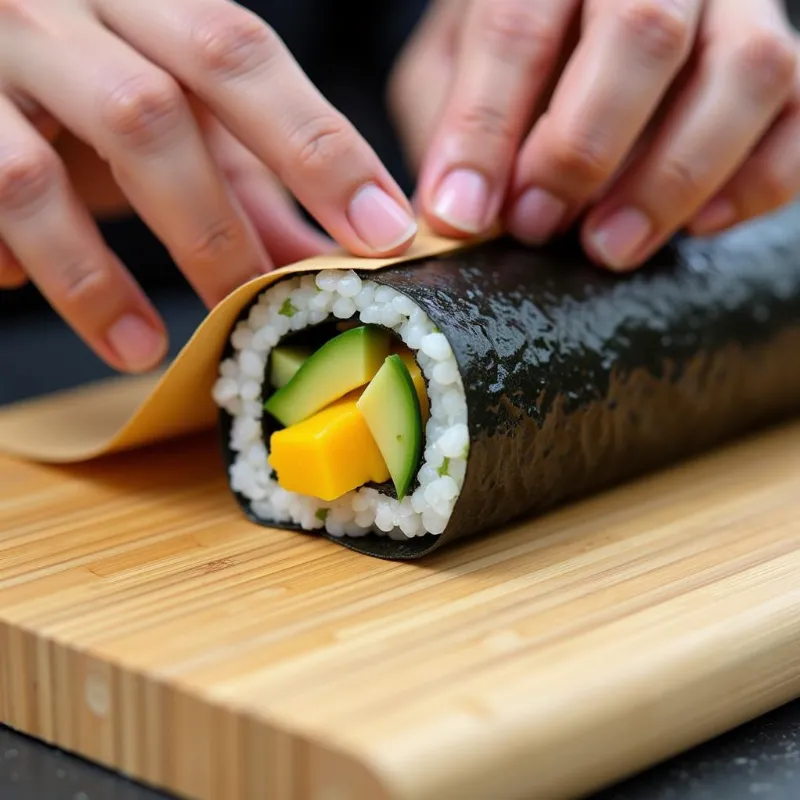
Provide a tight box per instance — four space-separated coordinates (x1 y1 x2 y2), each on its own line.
212 270 470 540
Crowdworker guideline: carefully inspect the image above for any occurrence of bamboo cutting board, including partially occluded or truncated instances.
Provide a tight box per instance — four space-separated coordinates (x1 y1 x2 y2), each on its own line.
1 378 800 800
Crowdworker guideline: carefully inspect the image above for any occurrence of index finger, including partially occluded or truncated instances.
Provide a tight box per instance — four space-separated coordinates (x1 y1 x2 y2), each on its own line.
417 0 580 237
95 0 417 257
506 0 702 245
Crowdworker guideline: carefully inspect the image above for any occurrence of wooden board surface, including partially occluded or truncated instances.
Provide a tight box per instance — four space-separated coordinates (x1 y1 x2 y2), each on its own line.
1 382 800 800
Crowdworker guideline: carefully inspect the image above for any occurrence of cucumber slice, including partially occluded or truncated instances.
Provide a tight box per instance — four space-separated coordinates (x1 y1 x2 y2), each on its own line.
356 354 423 500
269 345 312 389
265 325 390 427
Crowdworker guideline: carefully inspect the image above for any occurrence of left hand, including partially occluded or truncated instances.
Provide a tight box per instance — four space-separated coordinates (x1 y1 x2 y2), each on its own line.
389 0 800 271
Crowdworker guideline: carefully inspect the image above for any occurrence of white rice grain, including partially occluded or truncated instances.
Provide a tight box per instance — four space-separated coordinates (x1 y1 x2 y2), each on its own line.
420 332 452 361
354 285 375 310
239 350 264 379
436 424 470 458
212 377 239 405
337 273 362 298
432 361 459 386
231 324 254 351
332 297 356 319
240 380 261 402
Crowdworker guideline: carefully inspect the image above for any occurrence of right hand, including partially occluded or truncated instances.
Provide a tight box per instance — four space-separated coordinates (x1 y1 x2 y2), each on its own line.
0 0 417 372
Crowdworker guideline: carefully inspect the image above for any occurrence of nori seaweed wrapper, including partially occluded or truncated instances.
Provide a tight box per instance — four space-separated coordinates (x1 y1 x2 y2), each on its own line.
221 202 800 560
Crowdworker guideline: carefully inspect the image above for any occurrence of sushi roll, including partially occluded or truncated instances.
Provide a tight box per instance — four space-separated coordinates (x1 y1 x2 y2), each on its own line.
213 202 800 559
212 269 470 546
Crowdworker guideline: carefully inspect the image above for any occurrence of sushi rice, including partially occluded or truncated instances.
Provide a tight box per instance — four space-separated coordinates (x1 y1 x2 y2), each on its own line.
212 269 470 540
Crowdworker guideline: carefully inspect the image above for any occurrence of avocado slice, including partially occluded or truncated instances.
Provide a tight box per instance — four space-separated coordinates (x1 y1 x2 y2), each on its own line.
269 345 312 389
391 343 430 421
356 354 423 500
265 325 391 427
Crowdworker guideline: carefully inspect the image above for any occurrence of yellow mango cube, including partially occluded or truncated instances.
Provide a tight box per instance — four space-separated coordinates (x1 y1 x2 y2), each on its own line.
269 392 390 502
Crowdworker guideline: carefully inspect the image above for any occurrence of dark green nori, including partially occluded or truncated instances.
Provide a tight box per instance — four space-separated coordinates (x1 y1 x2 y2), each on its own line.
220 202 800 560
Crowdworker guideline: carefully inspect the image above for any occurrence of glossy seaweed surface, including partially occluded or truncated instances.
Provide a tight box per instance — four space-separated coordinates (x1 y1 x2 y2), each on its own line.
221 202 800 560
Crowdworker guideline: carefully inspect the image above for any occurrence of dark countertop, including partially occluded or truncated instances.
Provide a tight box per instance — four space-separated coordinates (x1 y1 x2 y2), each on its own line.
2 282 800 800
2 697 800 800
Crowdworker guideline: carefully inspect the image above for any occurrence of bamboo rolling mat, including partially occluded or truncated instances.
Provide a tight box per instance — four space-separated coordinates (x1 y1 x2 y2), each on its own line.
1 379 800 800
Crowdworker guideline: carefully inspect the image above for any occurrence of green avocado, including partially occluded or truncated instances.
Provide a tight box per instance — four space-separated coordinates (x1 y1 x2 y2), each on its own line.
269 345 312 389
264 325 391 427
357 354 423 500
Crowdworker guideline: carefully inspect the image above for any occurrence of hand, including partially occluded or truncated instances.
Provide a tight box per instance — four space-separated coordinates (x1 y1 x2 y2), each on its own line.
0 0 417 372
389 0 800 271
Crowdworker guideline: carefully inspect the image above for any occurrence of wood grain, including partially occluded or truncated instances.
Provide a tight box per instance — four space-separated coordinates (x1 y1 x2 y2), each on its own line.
1 381 800 800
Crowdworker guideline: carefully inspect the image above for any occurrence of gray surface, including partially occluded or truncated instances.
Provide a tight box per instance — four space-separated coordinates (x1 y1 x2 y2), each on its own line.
2 698 800 800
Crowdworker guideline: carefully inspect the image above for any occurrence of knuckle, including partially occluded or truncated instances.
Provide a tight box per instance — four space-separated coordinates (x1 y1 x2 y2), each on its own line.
288 114 357 173
618 0 693 63
0 147 58 213
55 260 113 306
547 133 616 187
100 75 185 150
730 29 798 98
477 0 560 59
657 157 703 200
190 8 278 79
181 217 248 265
452 103 515 144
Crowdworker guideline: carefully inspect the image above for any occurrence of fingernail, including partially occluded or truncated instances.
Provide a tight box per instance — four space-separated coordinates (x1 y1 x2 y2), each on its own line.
107 313 167 372
432 168 489 234
690 198 737 236
507 187 567 245
347 183 417 252
589 207 653 270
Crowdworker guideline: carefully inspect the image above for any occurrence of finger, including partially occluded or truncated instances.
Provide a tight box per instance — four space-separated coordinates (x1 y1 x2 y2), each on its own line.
387 0 463 172
0 240 27 289
204 116 334 266
56 132 133 218
582 0 798 270
4 15 273 307
689 85 800 235
94 0 418 257
7 91 61 142
413 0 580 237
505 0 702 247
0 95 167 372
231 173 335 267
